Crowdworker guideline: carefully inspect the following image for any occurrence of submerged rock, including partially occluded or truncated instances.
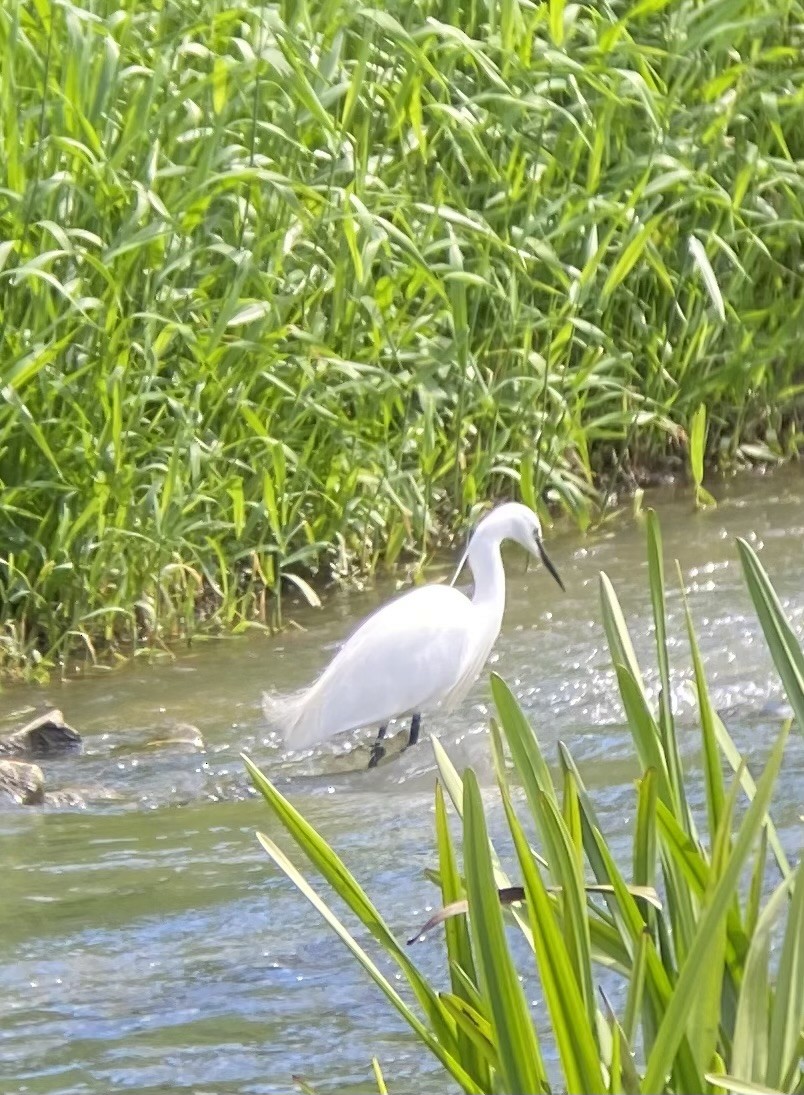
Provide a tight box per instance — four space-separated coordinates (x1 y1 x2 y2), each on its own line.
143 723 205 751
43 788 87 809
0 759 45 805
0 709 81 757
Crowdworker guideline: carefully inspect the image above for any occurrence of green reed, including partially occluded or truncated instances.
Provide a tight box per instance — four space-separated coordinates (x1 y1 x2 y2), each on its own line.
1 0 803 674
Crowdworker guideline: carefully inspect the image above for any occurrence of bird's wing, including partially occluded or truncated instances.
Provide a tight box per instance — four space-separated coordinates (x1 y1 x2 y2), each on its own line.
269 585 477 749
441 615 500 712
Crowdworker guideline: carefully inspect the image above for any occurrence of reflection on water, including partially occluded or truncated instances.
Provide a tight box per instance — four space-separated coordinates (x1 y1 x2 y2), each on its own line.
1 468 803 1093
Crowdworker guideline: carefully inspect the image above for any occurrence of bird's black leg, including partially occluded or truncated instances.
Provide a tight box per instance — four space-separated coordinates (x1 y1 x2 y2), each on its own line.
368 724 388 770
406 712 421 750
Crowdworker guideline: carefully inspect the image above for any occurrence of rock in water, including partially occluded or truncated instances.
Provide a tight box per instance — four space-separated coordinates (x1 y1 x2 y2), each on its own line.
143 723 205 751
0 759 45 805
0 709 81 757
43 789 87 808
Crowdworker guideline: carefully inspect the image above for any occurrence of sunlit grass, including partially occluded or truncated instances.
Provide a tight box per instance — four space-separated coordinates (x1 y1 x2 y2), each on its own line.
1 0 803 675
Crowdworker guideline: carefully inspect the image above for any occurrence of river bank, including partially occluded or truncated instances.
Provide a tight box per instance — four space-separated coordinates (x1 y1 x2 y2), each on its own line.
2 0 803 679
0 458 799 685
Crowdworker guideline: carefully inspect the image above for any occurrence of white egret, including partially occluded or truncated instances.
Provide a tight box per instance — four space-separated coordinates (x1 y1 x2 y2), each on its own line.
263 502 564 767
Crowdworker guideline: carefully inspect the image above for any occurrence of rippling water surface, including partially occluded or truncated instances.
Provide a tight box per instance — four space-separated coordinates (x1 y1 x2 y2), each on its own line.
1 470 802 1094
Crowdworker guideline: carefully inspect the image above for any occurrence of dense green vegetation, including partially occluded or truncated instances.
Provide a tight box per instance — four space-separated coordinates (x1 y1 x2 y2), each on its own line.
1 0 803 675
248 513 804 1095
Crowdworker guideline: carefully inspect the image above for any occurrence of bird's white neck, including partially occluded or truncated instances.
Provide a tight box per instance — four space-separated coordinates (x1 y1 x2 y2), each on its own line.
467 529 506 618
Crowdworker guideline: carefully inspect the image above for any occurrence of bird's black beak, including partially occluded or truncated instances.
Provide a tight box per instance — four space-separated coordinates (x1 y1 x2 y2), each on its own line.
536 538 565 592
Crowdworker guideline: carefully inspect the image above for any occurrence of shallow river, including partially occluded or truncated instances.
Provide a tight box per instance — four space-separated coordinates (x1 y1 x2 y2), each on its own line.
1 470 802 1094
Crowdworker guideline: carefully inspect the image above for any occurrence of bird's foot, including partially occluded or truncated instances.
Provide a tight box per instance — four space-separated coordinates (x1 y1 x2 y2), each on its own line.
367 742 386 769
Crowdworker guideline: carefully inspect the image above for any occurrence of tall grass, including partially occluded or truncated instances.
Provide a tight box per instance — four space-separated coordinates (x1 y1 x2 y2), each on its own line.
1 0 803 674
246 513 804 1094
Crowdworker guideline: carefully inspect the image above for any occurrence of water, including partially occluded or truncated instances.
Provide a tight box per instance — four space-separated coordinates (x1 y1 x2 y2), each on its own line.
1 469 802 1094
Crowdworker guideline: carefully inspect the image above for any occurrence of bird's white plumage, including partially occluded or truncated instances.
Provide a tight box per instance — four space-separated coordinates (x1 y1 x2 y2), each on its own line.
265 585 496 748
263 502 562 752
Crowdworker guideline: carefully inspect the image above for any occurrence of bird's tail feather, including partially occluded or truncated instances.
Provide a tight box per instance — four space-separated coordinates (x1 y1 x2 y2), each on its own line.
262 684 328 750
262 687 306 740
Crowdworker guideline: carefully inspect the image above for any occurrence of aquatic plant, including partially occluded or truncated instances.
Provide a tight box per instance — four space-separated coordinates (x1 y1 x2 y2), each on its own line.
247 512 804 1094
2 0 803 676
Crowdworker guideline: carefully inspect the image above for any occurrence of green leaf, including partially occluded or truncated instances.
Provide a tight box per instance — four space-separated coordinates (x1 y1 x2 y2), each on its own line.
641 720 790 1093
623 927 650 1046
431 734 517 895
243 756 467 1073
704 1076 787 1095
490 675 595 1024
439 993 497 1070
767 863 804 1089
371 1057 388 1095
689 236 726 322
212 56 227 114
732 870 798 1085
253 830 480 1093
600 988 642 1095
736 538 804 736
633 768 658 892
549 0 566 44
687 768 743 1073
690 403 707 490
614 665 672 804
490 672 558 806
434 782 489 1089
712 710 791 877
599 572 646 693
501 783 606 1094
646 511 688 826
601 216 661 301
679 565 725 846
462 769 549 1095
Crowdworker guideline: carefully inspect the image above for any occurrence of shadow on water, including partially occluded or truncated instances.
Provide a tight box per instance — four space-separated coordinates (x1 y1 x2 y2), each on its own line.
1 468 803 1093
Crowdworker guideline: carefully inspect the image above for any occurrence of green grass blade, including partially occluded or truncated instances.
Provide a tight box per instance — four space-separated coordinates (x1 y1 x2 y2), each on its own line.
438 993 498 1070
600 989 642 1095
641 720 790 1093
371 1057 387 1095
538 787 597 1030
615 665 672 802
732 871 798 1085
434 781 489 1089
599 572 646 694
633 768 658 892
686 767 743 1074
736 538 804 736
431 735 467 818
655 798 711 898
766 862 804 1090
462 768 549 1095
255 832 481 1094
491 674 595 1025
712 711 791 878
587 817 703 1091
690 402 708 491
434 781 476 986
431 732 521 896
623 927 650 1046
704 1077 787 1095
490 672 558 806
679 565 726 847
501 785 606 1094
244 755 460 1057
645 510 688 825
